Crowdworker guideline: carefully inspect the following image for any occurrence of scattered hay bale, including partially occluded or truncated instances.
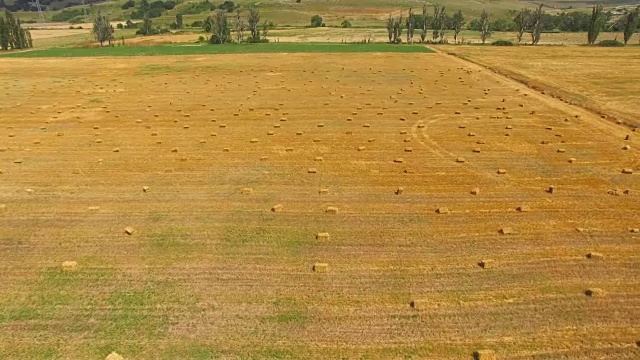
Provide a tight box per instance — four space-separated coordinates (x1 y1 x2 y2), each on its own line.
586 252 603 260
319 188 329 194
505 125 513 129
400 131 407 135
477 140 486 145
183 125 190 129
363 124 371 128
499 227 513 235
607 189 622 196
223 148 230 152
623 145 630 150
404 138 411 143
95 139 103 143
260 156 268 161
629 228 640 233
25 188 34 194
308 168 318 174
471 187 480 195
267 131 275 135
410 300 427 310
346 117 354 121
368 138 375 143
478 260 493 269
105 352 125 360
325 206 339 214
472 148 482 153
250 138 258 144
124 227 135 235
296 131 304 136
417 124 425 128
557 148 566 153
271 204 283 212
142 186 150 193
516 206 529 212
436 207 450 214
171 148 178 153
314 156 323 161
568 158 576 163
411 111 419 115
394 158 404 163
241 188 253 195
404 148 413 153
316 233 330 241
548 185 556 194
497 169 507 175
621 168 633 174
456 157 466 163
584 288 604 297
285 147 294 152
13 159 23 164
0 204 6 211
112 148 120 153
62 261 78 271
473 349 496 360
358 146 366 151
468 132 476 137
313 263 328 273
395 187 404 195
219 124 227 128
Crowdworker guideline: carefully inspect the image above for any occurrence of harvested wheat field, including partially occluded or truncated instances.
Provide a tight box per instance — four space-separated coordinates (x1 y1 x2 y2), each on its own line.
442 46 640 128
0 51 639 359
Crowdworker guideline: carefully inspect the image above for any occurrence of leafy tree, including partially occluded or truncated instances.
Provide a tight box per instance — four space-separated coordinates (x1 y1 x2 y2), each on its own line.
529 3 544 45
479 9 491 44
341 19 351 28
92 11 114 46
587 4 605 45
121 0 135 10
623 6 640 45
420 4 428 43
451 10 465 44
311 15 323 27
432 5 446 42
247 5 261 41
405 8 414 43
0 10 33 50
210 10 231 44
386 15 393 43
514 8 531 44
176 13 183 29
204 16 214 32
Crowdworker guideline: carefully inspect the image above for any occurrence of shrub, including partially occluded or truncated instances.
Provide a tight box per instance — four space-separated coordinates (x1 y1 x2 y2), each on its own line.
311 15 323 27
198 35 206 42
341 19 351 28
51 8 83 22
116 23 124 29
597 39 624 47
121 0 135 10
191 20 204 28
162 1 177 10
492 40 514 46
219 0 235 12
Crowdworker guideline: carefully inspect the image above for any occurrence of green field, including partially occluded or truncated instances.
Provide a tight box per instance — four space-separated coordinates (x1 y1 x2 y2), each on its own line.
0 42 434 57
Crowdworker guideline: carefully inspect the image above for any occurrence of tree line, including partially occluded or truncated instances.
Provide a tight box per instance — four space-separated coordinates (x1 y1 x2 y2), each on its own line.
386 4 640 45
0 10 33 51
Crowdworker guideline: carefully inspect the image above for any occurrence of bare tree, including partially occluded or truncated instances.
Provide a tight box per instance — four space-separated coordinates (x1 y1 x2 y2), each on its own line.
247 5 261 42
479 9 491 44
514 9 531 44
233 8 245 43
386 14 394 43
529 3 544 45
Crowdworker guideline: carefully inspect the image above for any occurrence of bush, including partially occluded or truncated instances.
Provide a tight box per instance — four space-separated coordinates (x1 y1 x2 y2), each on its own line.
180 1 216 15
121 0 135 10
311 15 323 27
219 0 235 12
162 1 176 10
492 40 514 46
198 35 206 42
597 39 624 47
191 20 204 28
116 23 124 29
341 19 351 28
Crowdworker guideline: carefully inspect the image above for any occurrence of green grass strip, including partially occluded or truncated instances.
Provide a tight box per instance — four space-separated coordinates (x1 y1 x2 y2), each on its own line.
1 42 434 58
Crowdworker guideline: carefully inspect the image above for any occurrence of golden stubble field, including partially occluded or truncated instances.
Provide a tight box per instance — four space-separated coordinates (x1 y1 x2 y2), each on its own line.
441 46 640 129
0 52 639 359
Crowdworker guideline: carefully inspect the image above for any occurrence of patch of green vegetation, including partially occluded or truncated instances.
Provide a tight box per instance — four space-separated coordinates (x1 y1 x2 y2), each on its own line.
251 347 294 359
0 345 61 360
1 43 435 58
267 297 308 324
0 305 39 323
138 64 187 75
161 344 220 360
